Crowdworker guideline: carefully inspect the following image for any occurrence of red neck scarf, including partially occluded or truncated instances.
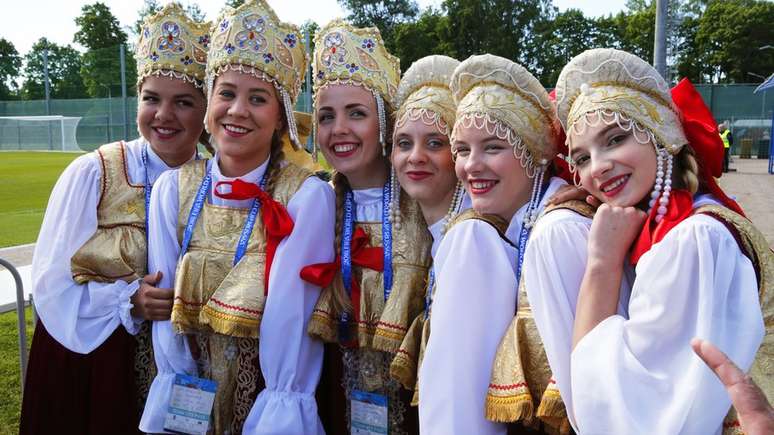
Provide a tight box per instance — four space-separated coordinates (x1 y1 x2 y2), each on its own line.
214 178 294 294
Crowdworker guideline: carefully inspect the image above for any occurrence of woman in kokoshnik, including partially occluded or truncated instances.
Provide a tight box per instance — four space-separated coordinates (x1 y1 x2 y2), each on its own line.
533 47 771 434
417 54 571 435
20 4 209 434
300 19 432 434
139 1 334 433
386 55 470 408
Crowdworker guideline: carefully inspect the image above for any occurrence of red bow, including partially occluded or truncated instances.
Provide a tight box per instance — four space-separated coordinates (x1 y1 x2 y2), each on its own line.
670 79 745 217
300 227 383 342
214 178 294 294
630 189 695 264
548 89 573 183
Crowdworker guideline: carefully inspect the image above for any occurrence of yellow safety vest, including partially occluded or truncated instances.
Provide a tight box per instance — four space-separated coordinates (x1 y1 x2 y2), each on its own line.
720 130 731 149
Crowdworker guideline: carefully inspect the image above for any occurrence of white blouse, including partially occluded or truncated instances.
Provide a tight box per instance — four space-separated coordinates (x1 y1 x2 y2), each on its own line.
139 155 335 435
528 196 764 435
418 178 564 435
31 138 187 354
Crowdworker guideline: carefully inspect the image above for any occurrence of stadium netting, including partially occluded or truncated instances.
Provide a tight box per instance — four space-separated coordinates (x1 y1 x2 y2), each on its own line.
0 116 83 152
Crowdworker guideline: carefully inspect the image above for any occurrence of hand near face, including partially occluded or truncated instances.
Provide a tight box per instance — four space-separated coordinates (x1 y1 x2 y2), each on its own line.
691 338 774 435
587 204 646 265
547 184 602 208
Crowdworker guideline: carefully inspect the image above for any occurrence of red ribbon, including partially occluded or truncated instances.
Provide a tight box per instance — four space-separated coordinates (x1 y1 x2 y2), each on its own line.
670 79 745 217
300 227 383 338
214 178 294 295
630 189 695 264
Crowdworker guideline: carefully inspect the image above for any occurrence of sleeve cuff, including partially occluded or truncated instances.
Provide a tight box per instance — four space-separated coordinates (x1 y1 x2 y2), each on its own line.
243 389 324 435
118 279 143 335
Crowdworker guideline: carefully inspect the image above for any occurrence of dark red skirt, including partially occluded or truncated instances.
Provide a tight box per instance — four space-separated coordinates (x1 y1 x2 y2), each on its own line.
19 320 141 435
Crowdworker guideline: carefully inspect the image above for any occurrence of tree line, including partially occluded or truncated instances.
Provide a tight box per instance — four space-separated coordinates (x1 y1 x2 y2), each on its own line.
0 0 771 101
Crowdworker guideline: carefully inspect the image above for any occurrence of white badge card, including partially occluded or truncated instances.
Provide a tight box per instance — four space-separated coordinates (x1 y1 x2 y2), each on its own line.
351 390 389 435
163 373 218 435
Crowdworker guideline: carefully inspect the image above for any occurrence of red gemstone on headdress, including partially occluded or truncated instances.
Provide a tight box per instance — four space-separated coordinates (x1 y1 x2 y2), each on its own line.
167 35 173 42
331 47 337 54
249 31 255 40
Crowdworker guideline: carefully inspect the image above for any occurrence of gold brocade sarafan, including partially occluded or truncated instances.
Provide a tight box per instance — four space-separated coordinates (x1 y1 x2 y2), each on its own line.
71 141 147 284
695 205 774 435
69 141 155 415
485 202 596 435
171 158 311 433
172 159 310 338
308 192 432 354
390 209 511 406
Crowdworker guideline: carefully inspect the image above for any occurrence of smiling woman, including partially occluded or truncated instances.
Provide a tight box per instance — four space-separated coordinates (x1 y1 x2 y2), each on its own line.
19 3 209 434
138 1 334 434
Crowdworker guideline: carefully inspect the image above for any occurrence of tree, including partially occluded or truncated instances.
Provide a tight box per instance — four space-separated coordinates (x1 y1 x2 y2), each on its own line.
338 0 419 53
74 2 136 97
0 38 21 99
691 0 774 83
392 8 452 70
134 1 207 36
21 38 87 99
532 9 597 85
74 2 128 50
225 0 245 8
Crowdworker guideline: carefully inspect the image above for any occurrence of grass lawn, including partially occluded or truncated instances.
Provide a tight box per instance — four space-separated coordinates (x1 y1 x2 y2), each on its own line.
0 152 82 248
0 306 33 434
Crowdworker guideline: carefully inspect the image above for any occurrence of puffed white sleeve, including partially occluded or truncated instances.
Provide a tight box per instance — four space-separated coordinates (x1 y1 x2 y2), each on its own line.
243 176 335 435
32 153 142 354
139 169 197 433
523 210 591 431
571 215 765 435
418 220 515 435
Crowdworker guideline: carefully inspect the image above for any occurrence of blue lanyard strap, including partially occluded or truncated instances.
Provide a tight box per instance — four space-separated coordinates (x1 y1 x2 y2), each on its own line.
515 184 548 284
381 182 393 299
180 159 267 265
142 144 152 243
338 183 394 338
424 268 435 320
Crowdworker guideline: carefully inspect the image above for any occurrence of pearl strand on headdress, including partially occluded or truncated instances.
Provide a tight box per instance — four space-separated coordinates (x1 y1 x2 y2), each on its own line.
523 161 548 228
281 88 301 150
389 167 402 229
441 180 465 235
648 147 673 223
375 91 387 156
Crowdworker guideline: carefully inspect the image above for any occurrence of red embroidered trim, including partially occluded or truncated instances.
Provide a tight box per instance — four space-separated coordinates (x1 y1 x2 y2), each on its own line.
208 297 263 315
488 382 528 391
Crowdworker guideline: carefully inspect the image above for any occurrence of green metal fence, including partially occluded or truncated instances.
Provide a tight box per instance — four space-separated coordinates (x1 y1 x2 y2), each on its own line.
0 84 768 154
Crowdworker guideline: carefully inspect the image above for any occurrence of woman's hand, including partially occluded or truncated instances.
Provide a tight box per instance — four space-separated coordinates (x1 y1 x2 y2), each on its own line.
587 204 647 266
547 184 602 208
130 271 174 320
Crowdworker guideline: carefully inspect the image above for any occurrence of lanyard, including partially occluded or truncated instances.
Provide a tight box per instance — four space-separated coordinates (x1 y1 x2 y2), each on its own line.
339 183 394 327
142 144 152 242
180 160 267 265
424 268 435 320
515 185 548 284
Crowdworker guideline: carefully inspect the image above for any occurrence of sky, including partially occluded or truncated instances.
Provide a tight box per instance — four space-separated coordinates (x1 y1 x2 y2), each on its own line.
3 0 627 56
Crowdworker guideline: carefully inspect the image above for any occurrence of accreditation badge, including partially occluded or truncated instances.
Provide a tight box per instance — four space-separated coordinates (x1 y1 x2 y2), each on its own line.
351 389 389 434
163 373 218 435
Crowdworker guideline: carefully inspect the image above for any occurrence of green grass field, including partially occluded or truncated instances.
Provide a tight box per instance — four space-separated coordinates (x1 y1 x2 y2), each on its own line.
0 152 82 248
0 306 33 434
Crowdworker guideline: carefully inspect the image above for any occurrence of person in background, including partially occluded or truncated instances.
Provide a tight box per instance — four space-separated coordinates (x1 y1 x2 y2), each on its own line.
719 121 733 172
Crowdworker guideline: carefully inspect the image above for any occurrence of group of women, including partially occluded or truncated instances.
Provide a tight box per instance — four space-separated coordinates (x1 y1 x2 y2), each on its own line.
18 1 771 434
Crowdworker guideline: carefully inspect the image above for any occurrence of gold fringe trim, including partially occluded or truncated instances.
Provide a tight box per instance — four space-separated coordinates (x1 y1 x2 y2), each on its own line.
389 352 416 390
199 305 260 339
485 392 535 423
536 389 567 420
411 383 419 407
308 312 338 343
